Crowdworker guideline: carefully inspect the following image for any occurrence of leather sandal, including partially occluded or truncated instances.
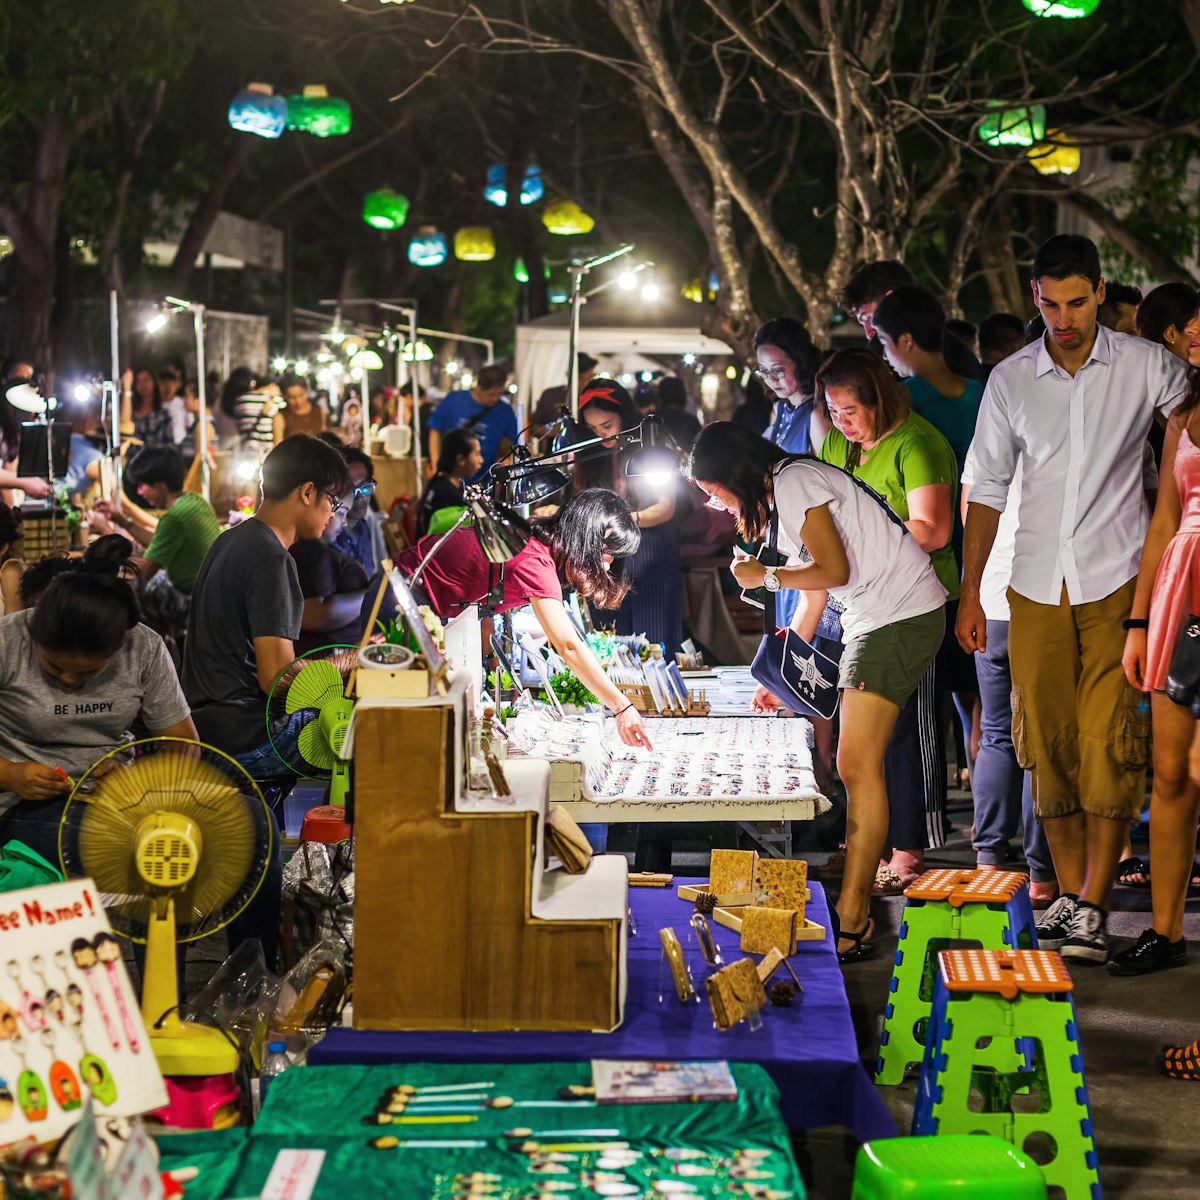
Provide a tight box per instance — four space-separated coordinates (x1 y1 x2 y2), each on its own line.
831 910 876 965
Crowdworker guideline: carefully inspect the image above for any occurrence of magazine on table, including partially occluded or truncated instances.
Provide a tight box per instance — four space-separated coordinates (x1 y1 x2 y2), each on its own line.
592 1059 738 1104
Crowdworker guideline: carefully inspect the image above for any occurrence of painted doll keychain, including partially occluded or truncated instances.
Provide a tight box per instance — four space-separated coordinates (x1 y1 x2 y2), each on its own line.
57 958 117 1107
42 1027 82 1113
70 939 120 1052
7 961 45 1034
93 934 139 1054
11 1036 48 1122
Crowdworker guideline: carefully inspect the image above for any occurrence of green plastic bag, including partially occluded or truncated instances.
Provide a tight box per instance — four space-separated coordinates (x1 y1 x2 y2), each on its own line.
0 841 65 891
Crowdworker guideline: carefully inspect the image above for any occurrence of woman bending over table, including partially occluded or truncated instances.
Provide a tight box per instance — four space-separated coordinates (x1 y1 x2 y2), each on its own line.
686 423 946 962
397 487 653 750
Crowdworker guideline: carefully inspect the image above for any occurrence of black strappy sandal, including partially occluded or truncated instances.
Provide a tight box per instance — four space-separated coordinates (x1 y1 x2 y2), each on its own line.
831 909 876 965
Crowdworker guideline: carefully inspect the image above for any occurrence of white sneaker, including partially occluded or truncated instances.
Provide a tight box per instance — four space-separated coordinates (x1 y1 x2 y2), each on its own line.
1035 894 1077 950
1061 903 1109 964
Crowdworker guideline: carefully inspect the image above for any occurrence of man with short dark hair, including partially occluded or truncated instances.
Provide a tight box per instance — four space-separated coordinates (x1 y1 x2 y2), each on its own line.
184 434 351 772
427 364 516 482
873 286 983 469
839 260 981 380
957 234 1189 963
1098 280 1143 335
978 313 1027 374
530 353 598 440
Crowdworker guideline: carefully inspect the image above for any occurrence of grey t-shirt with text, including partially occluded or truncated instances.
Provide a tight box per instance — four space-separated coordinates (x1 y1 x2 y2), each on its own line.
0 610 189 812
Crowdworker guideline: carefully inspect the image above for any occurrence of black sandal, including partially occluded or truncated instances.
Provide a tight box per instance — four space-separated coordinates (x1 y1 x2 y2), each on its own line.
1116 855 1151 888
831 910 876 965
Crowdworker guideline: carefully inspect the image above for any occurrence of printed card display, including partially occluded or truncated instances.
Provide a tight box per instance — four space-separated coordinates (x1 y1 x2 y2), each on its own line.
0 878 166 1146
592 1059 738 1105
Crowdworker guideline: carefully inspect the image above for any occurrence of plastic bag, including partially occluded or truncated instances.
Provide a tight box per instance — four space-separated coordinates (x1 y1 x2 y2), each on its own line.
0 840 64 892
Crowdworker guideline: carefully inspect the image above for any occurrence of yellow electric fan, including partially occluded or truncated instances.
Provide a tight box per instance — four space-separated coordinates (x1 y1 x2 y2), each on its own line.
58 738 274 1077
266 645 360 806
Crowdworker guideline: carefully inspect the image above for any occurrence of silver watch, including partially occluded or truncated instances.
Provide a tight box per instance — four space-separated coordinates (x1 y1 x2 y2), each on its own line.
763 566 781 593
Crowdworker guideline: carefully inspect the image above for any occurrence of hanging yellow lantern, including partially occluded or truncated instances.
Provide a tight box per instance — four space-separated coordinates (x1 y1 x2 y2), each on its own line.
542 201 595 236
453 227 496 262
681 279 705 304
1026 130 1081 176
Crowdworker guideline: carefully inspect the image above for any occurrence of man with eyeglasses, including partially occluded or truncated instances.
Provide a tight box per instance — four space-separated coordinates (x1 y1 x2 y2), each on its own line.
184 434 350 779
324 442 383 577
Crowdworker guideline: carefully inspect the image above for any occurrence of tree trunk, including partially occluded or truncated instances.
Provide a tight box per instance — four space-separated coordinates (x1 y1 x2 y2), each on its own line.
978 200 1027 318
165 137 256 297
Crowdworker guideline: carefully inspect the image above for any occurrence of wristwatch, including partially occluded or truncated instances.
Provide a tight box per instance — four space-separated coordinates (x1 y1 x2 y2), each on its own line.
763 566 781 593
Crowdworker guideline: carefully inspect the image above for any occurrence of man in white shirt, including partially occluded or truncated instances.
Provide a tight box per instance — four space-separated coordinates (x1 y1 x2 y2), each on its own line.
957 234 1189 964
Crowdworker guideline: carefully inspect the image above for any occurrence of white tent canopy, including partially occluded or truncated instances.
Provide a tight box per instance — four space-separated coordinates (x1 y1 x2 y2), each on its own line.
515 295 733 410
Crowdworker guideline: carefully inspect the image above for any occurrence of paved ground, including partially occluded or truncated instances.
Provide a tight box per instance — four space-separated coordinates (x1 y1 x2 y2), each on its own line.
612 787 1200 1199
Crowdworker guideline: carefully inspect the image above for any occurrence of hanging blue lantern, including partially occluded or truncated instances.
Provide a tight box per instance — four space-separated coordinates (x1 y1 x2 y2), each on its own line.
228 83 288 140
520 164 545 206
408 226 448 268
484 163 508 208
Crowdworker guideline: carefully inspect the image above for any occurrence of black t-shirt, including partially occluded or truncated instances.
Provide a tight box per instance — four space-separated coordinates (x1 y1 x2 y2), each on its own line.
418 474 466 536
660 409 702 452
289 539 370 654
183 518 303 754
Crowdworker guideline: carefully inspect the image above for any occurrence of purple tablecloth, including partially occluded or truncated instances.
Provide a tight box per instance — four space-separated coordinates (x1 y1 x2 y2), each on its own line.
310 878 896 1143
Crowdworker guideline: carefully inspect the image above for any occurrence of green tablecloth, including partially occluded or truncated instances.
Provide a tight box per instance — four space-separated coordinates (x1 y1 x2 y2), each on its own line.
156 1061 806 1198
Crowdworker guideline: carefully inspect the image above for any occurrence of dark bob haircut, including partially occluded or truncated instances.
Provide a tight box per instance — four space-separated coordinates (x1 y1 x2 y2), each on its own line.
127 446 185 493
1031 234 1102 289
261 434 351 503
533 488 640 609
1136 282 1198 348
753 318 823 399
30 536 139 658
685 422 792 542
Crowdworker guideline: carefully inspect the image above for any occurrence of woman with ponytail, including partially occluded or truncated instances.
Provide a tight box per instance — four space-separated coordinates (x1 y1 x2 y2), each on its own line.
0 534 195 854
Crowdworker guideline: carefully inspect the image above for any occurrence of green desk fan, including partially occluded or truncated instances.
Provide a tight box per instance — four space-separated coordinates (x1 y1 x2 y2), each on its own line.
58 738 273 1076
266 645 360 807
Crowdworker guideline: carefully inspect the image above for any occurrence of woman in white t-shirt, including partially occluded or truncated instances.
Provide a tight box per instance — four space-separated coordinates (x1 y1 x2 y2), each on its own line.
687 422 946 963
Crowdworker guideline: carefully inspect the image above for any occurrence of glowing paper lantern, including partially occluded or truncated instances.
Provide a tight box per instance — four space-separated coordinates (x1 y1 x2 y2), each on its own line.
548 284 568 303
408 227 448 268
978 104 1047 148
543 201 595 236
681 279 704 304
362 190 410 230
513 257 530 284
1022 0 1099 16
454 227 496 262
520 164 545 205
286 85 352 137
1026 131 1081 176
484 163 508 207
707 270 720 297
228 83 287 139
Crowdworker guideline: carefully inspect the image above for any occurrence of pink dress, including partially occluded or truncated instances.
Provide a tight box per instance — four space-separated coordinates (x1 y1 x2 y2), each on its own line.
1146 427 1200 691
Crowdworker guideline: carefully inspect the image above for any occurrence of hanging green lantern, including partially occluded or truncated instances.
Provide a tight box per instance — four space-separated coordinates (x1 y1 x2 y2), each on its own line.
454 227 496 262
543 201 595 236
978 104 1047 148
286 86 352 138
1022 0 1100 17
362 190 410 230
513 257 530 284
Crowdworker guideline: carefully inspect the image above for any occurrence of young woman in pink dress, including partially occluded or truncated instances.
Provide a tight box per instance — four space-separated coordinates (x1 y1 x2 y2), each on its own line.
1118 346 1200 977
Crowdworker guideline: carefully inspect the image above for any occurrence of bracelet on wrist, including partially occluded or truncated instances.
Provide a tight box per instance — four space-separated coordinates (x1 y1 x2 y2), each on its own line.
1122 618 1149 631
614 702 635 716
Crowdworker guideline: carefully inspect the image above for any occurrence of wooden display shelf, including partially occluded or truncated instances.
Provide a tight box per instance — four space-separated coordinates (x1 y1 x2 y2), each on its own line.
713 905 826 944
676 882 811 907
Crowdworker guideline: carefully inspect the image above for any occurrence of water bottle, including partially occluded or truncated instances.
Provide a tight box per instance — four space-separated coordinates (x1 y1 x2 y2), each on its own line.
254 1041 290 1118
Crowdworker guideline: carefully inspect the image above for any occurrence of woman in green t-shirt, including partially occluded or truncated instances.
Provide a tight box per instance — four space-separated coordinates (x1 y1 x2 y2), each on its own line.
816 348 958 892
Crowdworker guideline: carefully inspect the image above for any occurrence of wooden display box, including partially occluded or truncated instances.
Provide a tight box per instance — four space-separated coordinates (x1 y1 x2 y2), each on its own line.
354 667 429 700
352 703 622 1032
712 905 826 944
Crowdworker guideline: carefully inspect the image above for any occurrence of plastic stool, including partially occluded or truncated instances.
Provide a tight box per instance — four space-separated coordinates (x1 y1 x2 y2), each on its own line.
914 949 1100 1200
877 868 1037 1085
851 1134 1047 1199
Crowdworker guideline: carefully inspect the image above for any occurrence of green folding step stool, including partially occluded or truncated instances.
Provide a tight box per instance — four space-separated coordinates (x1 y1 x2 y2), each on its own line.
877 867 1037 1085
913 948 1101 1200
851 1133 1048 1199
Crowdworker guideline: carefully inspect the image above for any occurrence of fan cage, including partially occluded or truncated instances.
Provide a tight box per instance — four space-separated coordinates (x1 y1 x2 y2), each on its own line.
266 644 361 779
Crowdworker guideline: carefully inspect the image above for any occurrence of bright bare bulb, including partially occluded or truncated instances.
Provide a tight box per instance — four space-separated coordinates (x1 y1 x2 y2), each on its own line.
643 470 674 489
145 313 169 334
641 282 660 301
445 360 458 374
271 357 288 372
236 460 259 482
73 384 90 403
617 271 638 291
295 360 310 374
